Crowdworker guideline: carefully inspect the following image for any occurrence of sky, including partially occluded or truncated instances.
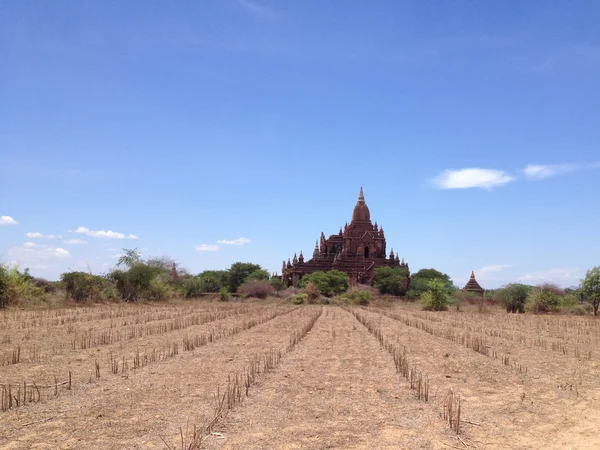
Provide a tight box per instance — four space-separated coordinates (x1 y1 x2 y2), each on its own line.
1 1 599 288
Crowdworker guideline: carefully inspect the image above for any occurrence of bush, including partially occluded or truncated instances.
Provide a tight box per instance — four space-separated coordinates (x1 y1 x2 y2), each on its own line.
419 281 448 311
302 282 320 304
61 271 104 303
410 268 454 297
569 304 592 315
374 267 409 296
495 283 532 313
219 287 230 302
289 293 307 305
339 288 372 305
525 288 561 313
298 270 348 297
181 277 205 298
269 277 286 292
238 280 276 299
560 293 579 308
109 264 161 302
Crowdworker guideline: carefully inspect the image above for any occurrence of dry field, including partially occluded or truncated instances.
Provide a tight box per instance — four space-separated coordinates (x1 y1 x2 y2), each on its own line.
1 301 600 449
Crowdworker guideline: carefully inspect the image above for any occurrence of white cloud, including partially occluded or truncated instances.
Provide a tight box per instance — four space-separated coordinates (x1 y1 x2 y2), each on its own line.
523 164 578 180
0 216 18 225
195 244 220 251
432 168 514 189
217 237 252 246
8 245 72 262
64 239 87 245
517 267 584 286
25 232 63 239
71 226 138 239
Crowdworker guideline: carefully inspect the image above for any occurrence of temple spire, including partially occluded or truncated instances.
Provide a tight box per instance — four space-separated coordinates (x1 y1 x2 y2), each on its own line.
470 270 475 279
358 186 365 203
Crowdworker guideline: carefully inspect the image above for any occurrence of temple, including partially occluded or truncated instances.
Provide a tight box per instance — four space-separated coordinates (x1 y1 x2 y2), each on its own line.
280 188 410 289
462 271 484 296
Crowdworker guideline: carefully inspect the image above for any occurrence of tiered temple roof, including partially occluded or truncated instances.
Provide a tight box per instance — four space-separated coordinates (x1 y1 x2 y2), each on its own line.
462 271 484 295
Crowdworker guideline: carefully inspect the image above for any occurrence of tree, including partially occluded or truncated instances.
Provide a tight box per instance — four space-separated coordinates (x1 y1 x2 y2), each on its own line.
374 266 409 296
245 269 270 282
228 262 263 292
409 268 454 298
581 267 600 316
298 270 348 297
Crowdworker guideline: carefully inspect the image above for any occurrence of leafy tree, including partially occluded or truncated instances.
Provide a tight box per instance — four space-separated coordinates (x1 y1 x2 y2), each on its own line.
245 269 270 282
409 268 454 298
109 248 169 302
238 280 276 299
228 262 263 293
298 270 348 297
374 266 409 296
581 266 600 316
495 283 532 313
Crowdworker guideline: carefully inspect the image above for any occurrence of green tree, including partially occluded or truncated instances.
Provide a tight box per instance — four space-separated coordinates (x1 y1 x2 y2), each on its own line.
245 269 270 282
228 262 263 292
419 280 449 311
298 270 348 296
581 266 600 316
61 271 105 303
374 266 409 296
409 268 454 298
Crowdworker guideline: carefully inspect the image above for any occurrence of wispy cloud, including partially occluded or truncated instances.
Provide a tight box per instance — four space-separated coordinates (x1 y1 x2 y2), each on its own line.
8 245 72 262
217 237 252 246
195 244 220 251
236 0 279 21
26 232 63 239
70 227 138 239
517 267 584 286
64 239 87 245
472 264 512 281
523 164 578 180
432 168 514 190
0 215 18 226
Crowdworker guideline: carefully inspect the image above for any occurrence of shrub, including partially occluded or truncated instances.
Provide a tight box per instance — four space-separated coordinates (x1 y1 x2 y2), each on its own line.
303 282 320 304
181 277 205 298
269 277 286 292
289 293 307 305
581 267 600 316
569 304 592 315
560 293 579 308
219 287 230 302
419 281 448 311
0 264 9 308
495 283 532 313
410 268 454 297
228 262 263 293
32 277 55 293
109 264 161 302
238 280 276 299
525 288 561 313
374 267 409 296
339 288 372 305
61 271 104 303
298 270 348 297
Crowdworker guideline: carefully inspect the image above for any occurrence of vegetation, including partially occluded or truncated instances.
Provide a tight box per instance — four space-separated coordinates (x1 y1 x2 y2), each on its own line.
238 280 276 299
409 268 454 299
525 287 561 313
61 271 105 303
581 266 600 315
339 288 372 305
228 262 263 293
495 283 532 313
298 270 348 297
419 280 449 311
373 266 408 296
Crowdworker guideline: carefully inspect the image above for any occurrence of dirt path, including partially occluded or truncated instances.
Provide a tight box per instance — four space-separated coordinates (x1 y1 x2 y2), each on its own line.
205 306 452 450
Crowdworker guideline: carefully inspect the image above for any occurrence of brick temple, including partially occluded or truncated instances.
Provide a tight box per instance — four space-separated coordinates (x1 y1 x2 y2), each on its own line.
280 188 411 288
462 271 485 296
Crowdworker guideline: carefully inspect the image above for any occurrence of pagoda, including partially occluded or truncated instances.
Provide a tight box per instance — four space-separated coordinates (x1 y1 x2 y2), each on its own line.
280 188 410 289
462 271 484 296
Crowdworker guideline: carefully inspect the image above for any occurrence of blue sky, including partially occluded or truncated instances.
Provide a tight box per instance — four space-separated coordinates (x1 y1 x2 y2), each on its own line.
1 1 599 288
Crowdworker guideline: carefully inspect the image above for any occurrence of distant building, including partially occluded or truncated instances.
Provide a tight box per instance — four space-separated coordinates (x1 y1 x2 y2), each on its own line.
462 271 484 296
280 188 410 289
170 262 179 280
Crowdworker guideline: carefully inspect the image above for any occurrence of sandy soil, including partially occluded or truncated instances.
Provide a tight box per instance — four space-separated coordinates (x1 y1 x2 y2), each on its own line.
2 302 600 449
